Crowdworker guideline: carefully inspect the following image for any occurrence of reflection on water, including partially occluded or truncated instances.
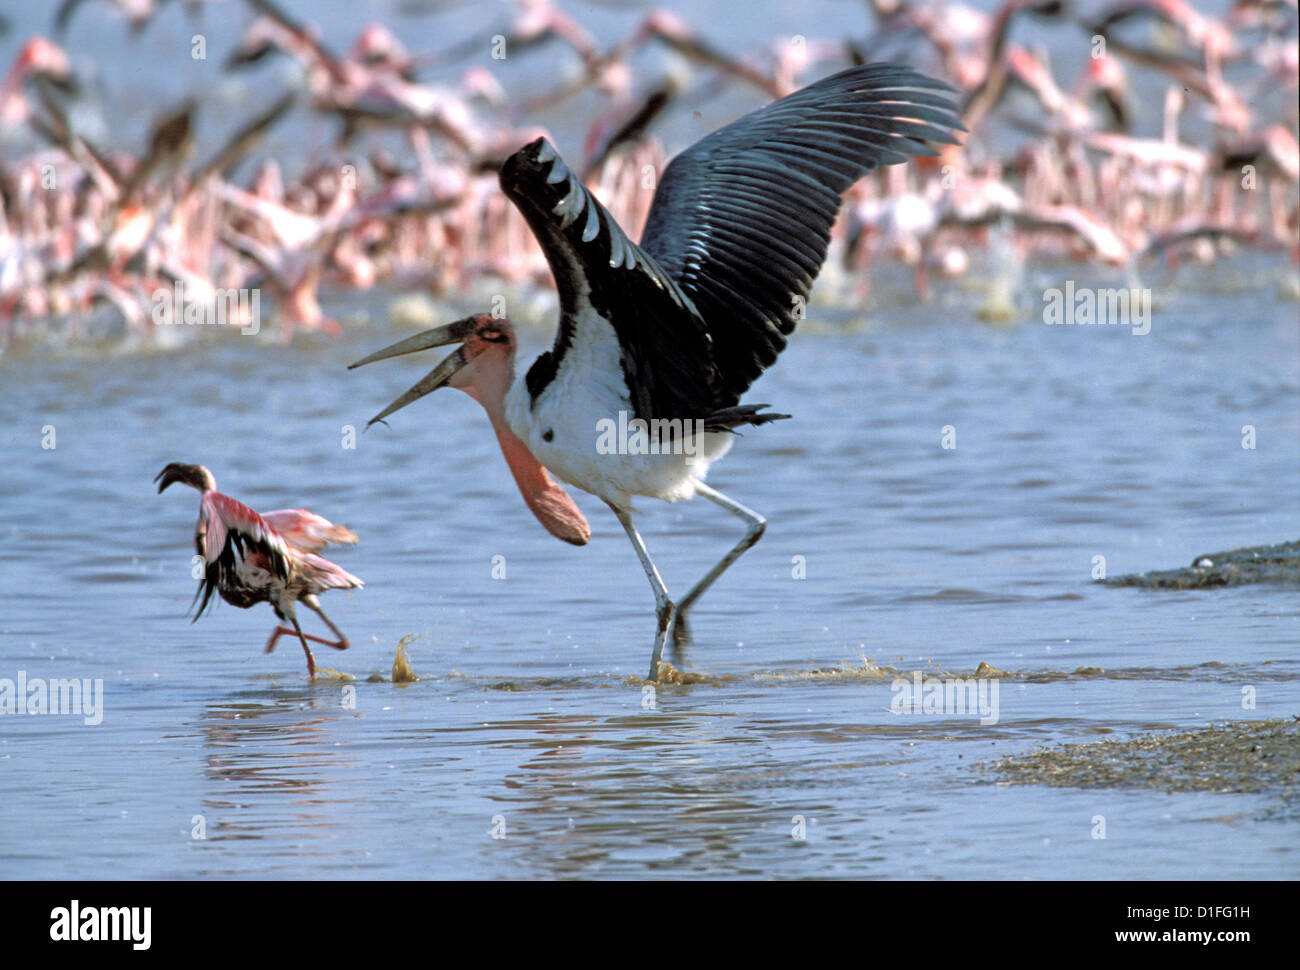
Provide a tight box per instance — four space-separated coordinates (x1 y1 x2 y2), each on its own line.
1 254 1298 877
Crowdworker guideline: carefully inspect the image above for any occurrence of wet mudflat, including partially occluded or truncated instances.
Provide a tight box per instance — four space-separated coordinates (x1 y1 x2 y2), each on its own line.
1108 539 1300 589
990 718 1299 816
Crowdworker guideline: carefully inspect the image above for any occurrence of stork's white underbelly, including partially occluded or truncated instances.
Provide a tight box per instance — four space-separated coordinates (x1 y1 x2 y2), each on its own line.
504 310 732 507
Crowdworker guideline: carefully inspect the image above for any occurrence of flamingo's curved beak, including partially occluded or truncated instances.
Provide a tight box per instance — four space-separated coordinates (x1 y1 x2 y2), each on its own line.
154 462 212 493
154 465 181 493
348 316 480 427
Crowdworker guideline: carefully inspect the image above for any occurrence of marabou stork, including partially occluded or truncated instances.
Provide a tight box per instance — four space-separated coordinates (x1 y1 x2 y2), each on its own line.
155 463 363 678
350 63 963 681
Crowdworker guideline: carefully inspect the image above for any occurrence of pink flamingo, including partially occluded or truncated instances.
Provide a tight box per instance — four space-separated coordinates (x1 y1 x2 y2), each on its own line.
231 0 491 153
0 37 74 130
52 0 202 35
155 463 362 678
626 9 781 97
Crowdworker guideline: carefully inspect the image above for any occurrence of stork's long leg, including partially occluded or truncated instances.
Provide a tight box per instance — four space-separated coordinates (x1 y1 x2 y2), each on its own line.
669 480 766 646
608 502 675 682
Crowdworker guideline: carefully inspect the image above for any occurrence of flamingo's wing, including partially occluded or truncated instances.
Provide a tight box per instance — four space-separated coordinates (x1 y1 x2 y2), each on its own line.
193 492 292 617
295 552 364 592
261 509 359 554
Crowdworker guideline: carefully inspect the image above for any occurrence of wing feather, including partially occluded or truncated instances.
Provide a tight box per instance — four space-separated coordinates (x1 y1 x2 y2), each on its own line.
192 492 292 617
640 63 964 405
262 508 358 553
498 63 962 421
500 139 722 422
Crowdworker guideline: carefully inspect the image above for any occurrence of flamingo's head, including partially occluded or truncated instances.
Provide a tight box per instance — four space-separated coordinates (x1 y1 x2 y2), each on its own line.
18 37 74 86
155 462 216 494
348 313 517 426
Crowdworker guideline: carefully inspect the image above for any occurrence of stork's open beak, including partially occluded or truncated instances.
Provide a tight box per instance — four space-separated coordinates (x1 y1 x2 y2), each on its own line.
348 317 480 427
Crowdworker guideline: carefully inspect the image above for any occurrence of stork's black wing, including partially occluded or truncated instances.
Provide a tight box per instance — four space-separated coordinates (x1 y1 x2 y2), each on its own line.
639 63 964 407
499 138 722 423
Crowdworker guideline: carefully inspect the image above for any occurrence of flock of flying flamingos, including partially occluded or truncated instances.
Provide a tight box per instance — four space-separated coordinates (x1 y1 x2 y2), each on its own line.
1 0 1296 343
5 0 1298 681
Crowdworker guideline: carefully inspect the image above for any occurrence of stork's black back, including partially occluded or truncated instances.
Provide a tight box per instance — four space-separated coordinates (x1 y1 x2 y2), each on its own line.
499 63 963 423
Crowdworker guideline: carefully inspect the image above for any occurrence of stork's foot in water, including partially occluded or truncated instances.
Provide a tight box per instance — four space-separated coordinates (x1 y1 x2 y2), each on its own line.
647 600 676 682
651 661 712 685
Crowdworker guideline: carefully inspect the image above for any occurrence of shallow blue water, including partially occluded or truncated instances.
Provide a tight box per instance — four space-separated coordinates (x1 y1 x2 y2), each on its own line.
2 249 1297 878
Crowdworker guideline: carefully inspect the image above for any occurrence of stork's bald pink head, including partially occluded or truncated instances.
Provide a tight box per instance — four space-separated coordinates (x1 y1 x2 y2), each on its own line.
349 314 590 546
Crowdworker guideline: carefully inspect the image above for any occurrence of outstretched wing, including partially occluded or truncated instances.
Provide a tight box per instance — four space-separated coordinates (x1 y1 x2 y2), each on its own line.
294 552 364 592
639 63 964 406
499 138 723 423
193 492 291 617
262 509 358 554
